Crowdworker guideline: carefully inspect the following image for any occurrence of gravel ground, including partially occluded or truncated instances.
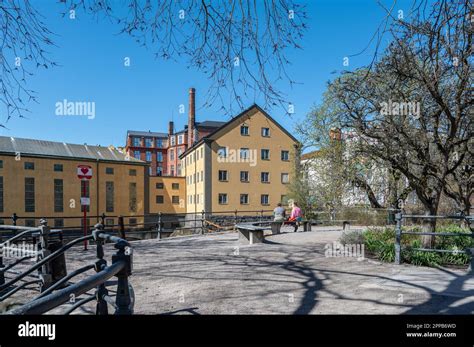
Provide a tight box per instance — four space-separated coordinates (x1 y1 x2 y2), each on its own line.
3 225 474 314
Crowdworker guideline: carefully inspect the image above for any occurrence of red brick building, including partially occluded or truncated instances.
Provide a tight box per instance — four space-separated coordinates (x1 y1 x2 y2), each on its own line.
125 88 224 177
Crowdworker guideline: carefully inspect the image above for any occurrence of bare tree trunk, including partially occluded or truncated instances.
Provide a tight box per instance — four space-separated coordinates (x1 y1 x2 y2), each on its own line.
421 207 437 249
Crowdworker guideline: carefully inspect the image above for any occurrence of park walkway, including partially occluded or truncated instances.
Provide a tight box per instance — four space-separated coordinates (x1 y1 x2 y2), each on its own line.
62 225 474 315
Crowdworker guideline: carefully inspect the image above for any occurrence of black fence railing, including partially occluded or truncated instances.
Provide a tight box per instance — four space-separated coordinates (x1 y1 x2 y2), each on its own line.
394 212 474 268
0 221 133 315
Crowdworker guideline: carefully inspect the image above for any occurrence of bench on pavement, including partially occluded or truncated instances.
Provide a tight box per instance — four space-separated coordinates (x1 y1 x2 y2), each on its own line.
236 222 269 244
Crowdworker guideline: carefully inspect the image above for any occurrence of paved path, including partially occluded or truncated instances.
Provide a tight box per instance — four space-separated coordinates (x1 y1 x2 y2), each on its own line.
117 226 473 314
7 225 473 314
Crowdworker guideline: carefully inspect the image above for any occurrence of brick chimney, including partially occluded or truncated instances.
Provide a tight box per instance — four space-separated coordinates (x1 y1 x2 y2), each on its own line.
168 121 174 135
188 87 196 145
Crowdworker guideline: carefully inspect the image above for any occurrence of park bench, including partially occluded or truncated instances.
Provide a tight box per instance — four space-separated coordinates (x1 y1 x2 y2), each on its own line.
236 223 267 244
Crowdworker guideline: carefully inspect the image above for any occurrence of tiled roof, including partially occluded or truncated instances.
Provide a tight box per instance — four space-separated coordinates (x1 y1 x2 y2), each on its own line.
0 136 144 163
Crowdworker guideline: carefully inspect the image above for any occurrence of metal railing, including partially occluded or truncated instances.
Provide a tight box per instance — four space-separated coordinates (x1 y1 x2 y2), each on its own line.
0 221 133 315
394 212 474 267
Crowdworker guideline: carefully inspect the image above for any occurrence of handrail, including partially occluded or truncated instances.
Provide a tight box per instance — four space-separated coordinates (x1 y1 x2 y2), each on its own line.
8 261 126 315
0 235 93 292
2 223 133 315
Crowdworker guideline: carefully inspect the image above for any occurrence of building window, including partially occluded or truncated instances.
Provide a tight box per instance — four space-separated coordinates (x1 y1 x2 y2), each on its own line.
218 147 227 159
261 149 270 160
240 194 249 204
178 148 183 157
129 169 137 176
134 150 141 159
106 218 114 226
156 195 164 204
156 152 163 162
281 150 289 161
54 219 64 228
25 177 35 212
156 182 164 189
0 176 3 213
145 151 151 162
54 164 63 172
281 195 289 205
149 167 153 176
129 218 137 226
261 127 270 137
157 166 163 176
240 125 249 136
177 163 182 176
172 196 180 204
196 194 199 204
54 179 63 213
106 181 114 213
129 182 137 212
145 138 152 147
281 173 289 184
132 137 140 146
156 139 163 148
170 136 176 146
105 167 114 174
240 171 249 182
261 194 269 205
218 193 228 205
24 162 35 170
261 172 270 183
240 148 249 160
80 180 90 213
0 160 3 168
178 135 184 144
218 170 228 182
172 183 179 190
170 149 175 161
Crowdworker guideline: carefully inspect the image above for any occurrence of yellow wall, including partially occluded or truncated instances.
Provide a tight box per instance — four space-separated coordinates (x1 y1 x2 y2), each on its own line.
183 143 206 214
148 176 186 214
182 107 298 213
0 154 146 228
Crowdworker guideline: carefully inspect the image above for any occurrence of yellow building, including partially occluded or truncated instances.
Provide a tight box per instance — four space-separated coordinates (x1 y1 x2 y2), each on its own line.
148 176 186 214
0 136 147 229
180 104 300 214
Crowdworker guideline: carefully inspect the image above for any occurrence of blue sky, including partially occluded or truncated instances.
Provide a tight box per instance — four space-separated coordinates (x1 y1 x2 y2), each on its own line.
2 0 415 148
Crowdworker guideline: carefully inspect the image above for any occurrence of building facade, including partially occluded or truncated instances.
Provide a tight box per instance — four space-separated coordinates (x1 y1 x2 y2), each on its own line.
125 130 168 176
0 137 147 228
148 176 186 214
126 88 224 178
180 105 299 214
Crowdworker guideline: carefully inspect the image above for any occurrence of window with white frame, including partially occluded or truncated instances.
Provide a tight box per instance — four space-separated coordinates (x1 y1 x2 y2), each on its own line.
218 193 228 204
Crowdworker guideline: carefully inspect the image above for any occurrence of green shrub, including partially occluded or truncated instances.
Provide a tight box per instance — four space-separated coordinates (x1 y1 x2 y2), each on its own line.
339 230 365 245
362 224 473 267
